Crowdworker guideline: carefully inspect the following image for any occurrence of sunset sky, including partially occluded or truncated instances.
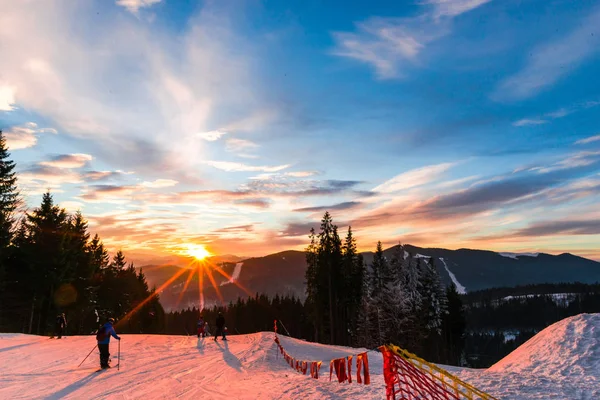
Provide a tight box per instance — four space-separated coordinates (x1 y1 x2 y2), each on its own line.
1 0 599 263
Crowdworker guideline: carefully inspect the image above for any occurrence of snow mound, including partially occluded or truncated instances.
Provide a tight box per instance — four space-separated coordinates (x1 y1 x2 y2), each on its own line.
498 252 539 259
489 313 600 377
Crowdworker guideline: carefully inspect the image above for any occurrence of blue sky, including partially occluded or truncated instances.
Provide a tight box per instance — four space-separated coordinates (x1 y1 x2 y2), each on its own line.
1 0 599 262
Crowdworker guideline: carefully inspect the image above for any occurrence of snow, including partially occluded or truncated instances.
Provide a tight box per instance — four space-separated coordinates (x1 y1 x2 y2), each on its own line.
439 257 467 294
0 333 384 400
220 262 244 286
1 314 598 399
415 253 431 258
500 293 576 306
498 252 540 259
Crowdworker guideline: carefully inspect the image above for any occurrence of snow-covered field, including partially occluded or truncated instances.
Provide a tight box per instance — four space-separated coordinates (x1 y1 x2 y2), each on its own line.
1 314 598 399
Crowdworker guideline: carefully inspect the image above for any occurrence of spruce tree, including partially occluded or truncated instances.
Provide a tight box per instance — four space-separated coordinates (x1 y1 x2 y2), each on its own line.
369 241 389 344
0 131 19 327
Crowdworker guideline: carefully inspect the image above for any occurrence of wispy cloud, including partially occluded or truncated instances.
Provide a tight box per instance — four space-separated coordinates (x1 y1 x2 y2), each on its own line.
40 154 93 169
373 162 455 193
225 138 259 153
513 101 599 127
198 130 228 141
426 0 492 19
3 122 57 150
293 201 362 213
513 118 547 127
0 85 16 111
494 6 600 101
331 0 489 78
205 161 290 173
141 179 178 188
116 0 161 14
576 135 600 145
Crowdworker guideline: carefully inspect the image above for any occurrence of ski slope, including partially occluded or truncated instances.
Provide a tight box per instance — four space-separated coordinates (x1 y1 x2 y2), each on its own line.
1 314 599 399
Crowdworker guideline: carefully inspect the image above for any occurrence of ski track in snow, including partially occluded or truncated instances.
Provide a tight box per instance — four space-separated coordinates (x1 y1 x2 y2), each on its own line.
439 257 467 294
220 262 243 287
1 314 599 399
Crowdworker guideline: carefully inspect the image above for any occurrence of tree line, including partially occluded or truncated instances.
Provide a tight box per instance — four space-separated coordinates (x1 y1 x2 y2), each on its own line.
165 294 311 338
0 131 164 335
461 282 600 367
305 212 466 365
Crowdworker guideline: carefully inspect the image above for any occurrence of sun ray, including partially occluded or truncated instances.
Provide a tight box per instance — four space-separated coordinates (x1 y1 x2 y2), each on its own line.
117 266 189 327
175 268 196 310
209 262 253 297
198 263 205 312
204 267 224 304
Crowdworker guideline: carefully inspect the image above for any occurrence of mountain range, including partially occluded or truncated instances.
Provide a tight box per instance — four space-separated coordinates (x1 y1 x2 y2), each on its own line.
141 245 600 311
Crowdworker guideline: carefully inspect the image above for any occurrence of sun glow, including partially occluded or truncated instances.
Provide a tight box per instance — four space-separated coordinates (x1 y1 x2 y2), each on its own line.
186 244 211 260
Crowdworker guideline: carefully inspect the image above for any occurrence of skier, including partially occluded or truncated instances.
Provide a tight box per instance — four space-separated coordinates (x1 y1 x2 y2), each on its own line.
96 317 121 369
197 316 206 338
55 313 67 339
214 312 226 341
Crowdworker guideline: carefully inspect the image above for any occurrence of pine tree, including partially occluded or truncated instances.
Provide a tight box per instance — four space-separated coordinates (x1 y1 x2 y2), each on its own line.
0 131 19 327
341 226 358 345
443 283 466 365
369 241 389 344
0 131 18 256
25 192 69 334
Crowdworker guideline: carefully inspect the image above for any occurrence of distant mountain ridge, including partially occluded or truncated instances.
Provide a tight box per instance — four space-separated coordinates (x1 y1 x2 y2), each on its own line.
141 245 600 311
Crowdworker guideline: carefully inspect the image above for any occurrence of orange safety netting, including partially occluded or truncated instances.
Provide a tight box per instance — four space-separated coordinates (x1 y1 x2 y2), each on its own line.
274 335 370 385
380 345 497 400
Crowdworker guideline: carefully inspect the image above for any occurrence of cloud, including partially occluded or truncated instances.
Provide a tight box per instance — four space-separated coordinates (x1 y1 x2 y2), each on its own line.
19 165 82 185
233 199 271 209
493 219 600 238
225 138 259 153
426 0 491 19
2 123 57 150
280 222 319 237
285 171 320 178
83 170 131 181
205 161 290 173
513 101 599 127
213 225 255 233
293 201 362 213
331 0 489 79
576 135 600 145
40 154 93 169
536 151 600 173
116 0 161 14
373 162 455 193
494 6 600 101
198 130 228 141
79 185 138 203
141 179 178 188
0 85 16 111
0 2 272 182
244 178 365 197
512 118 547 127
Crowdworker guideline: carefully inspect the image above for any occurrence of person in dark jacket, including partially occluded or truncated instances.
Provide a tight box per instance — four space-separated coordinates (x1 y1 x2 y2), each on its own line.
97 318 121 369
214 312 226 341
55 313 67 339
197 316 206 338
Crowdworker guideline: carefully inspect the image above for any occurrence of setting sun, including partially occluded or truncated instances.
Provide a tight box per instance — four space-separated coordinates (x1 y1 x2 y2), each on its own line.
185 244 211 260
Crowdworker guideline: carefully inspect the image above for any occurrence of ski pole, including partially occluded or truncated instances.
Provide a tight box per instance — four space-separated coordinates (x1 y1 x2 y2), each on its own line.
78 344 97 368
117 339 121 371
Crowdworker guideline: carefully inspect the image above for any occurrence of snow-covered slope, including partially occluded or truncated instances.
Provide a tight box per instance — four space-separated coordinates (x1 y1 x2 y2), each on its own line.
0 333 385 399
456 313 600 399
2 315 599 399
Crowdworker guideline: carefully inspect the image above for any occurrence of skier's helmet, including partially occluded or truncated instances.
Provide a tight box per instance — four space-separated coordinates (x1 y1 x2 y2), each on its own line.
108 317 115 323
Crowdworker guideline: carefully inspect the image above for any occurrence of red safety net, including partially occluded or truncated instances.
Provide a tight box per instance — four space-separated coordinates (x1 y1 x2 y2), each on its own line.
381 346 464 400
